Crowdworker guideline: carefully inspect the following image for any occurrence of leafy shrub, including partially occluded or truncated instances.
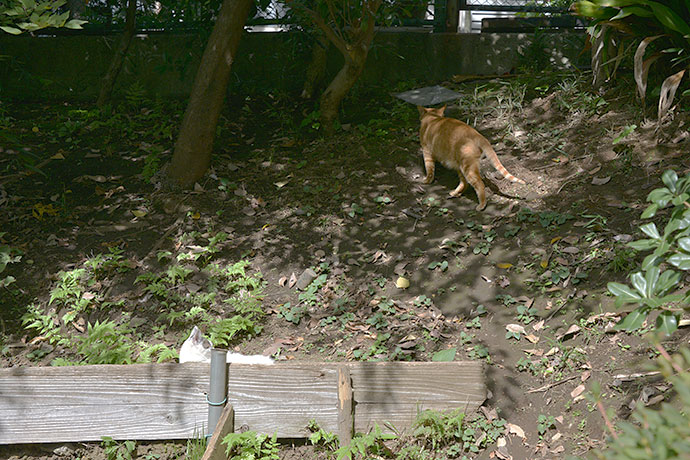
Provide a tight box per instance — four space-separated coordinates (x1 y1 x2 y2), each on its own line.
607 170 690 334
0 0 86 35
574 0 690 123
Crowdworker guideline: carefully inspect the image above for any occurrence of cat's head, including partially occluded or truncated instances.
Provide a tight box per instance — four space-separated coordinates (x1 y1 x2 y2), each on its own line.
179 326 213 363
417 105 446 119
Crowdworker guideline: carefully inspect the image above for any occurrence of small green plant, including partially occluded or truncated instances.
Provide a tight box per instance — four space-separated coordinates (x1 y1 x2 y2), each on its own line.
279 302 306 325
516 304 538 325
141 152 161 182
21 304 68 347
427 260 448 272
413 408 465 449
473 241 491 255
537 414 556 439
607 170 690 334
183 433 207 460
613 124 637 145
335 424 396 460
307 420 339 452
347 203 364 218
608 246 637 273
101 437 136 460
413 295 432 308
56 320 134 365
222 431 280 460
496 294 517 308
468 344 491 363
353 332 390 361
0 234 21 288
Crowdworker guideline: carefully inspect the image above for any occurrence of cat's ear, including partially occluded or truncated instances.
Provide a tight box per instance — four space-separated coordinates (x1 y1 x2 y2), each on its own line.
439 105 447 115
188 326 203 345
417 105 426 116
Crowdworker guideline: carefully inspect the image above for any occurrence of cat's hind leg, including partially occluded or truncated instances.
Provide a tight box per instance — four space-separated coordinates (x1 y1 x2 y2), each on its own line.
464 164 487 211
449 171 467 197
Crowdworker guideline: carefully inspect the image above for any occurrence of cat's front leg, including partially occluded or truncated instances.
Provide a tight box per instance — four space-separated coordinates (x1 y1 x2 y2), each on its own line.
422 151 435 184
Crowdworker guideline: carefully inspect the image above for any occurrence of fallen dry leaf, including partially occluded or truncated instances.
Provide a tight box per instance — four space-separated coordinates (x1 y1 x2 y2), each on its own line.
571 384 586 399
525 334 540 344
557 324 581 341
592 176 611 185
507 423 526 439
506 324 526 334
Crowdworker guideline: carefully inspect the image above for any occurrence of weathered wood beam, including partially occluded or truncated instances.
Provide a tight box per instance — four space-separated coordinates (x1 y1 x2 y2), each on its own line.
0 362 486 444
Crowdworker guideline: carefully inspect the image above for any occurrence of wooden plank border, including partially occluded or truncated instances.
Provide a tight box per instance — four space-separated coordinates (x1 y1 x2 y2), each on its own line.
0 361 485 444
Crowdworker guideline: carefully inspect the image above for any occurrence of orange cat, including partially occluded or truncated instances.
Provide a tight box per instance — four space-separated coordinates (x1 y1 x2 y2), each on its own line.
418 105 525 211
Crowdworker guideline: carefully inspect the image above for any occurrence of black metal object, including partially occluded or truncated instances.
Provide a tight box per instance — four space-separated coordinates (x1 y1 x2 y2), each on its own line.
481 16 586 32
459 0 568 13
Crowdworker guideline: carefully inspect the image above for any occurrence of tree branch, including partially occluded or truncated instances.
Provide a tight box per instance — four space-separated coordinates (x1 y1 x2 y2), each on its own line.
299 4 353 63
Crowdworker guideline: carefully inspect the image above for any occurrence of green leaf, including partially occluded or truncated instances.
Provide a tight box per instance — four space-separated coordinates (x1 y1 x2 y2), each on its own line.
614 308 648 332
613 124 637 144
64 18 86 29
644 266 660 297
610 5 653 20
0 25 23 34
640 203 658 219
677 237 690 252
661 170 679 193
432 347 457 362
630 272 647 297
655 311 679 335
668 252 690 270
627 239 658 251
656 270 680 294
640 223 661 239
607 282 643 302
646 188 672 207
646 1 690 35
671 193 689 206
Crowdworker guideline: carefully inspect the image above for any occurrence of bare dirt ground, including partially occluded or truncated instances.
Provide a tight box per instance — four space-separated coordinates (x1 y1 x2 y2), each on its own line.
1 71 690 459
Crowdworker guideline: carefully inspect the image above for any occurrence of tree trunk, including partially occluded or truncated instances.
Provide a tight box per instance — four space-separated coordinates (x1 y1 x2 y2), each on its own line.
319 46 368 135
96 0 137 108
67 0 86 19
301 33 329 99
166 0 252 188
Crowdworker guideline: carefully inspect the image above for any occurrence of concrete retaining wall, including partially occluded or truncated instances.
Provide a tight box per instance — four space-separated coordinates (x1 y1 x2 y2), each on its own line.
0 30 587 100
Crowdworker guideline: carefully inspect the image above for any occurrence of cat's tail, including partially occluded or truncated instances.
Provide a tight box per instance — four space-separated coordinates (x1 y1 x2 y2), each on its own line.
481 141 526 185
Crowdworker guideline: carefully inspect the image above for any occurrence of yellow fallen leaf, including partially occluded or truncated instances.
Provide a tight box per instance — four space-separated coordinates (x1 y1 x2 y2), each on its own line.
51 152 65 160
32 126 39 133
497 263 513 269
540 259 549 269
395 277 410 289
192 211 201 220
132 209 147 218
550 236 561 245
